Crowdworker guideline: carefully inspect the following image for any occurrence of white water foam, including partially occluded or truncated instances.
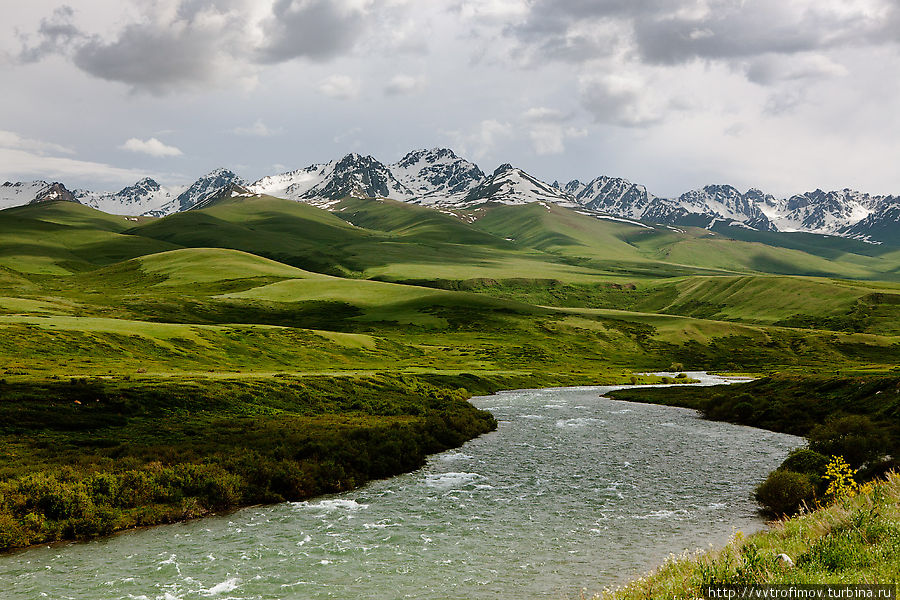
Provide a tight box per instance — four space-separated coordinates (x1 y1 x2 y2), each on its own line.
203 577 240 596
555 418 604 428
425 472 482 489
295 499 368 511
439 451 473 461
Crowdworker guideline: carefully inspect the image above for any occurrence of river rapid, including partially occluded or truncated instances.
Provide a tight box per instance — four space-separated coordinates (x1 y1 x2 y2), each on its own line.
0 372 802 599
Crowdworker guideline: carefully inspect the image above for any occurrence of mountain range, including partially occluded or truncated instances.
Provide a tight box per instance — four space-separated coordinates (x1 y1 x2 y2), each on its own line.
2 148 898 244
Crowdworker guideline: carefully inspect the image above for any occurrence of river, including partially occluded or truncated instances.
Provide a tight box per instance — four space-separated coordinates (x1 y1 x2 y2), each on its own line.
0 372 802 599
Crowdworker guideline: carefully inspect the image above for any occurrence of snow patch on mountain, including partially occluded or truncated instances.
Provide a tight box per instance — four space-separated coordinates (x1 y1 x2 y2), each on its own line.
78 177 181 216
146 168 245 217
464 164 577 207
390 148 484 205
0 181 53 210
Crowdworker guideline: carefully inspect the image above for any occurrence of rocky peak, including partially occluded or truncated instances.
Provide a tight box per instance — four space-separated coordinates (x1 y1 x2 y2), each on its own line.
30 182 78 204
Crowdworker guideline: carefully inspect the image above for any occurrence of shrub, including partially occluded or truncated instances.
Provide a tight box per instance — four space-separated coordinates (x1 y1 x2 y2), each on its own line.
808 415 889 468
780 448 830 475
754 469 816 516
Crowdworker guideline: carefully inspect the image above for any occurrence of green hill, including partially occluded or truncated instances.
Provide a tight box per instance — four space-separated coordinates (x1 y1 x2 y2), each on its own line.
0 202 179 274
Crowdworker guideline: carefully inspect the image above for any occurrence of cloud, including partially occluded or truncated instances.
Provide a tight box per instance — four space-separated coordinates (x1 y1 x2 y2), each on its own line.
383 74 424 95
18 5 84 63
445 119 513 159
70 3 254 94
632 1 892 66
232 119 283 137
255 0 372 63
454 0 529 21
521 107 584 154
120 137 183 157
528 125 587 155
504 0 899 77
578 73 665 127
317 75 360 99
0 130 74 155
743 53 849 85
18 0 379 93
333 127 363 144
522 107 569 122
0 147 146 186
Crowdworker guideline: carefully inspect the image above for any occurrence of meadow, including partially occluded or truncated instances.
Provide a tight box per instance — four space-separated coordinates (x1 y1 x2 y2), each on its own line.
1 195 899 551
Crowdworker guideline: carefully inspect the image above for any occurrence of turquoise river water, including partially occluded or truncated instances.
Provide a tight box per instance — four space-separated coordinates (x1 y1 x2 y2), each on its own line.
0 372 802 599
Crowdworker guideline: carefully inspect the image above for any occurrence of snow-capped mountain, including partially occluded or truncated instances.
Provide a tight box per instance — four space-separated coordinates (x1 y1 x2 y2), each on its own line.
391 148 484 205
463 164 577 207
250 163 333 201
147 168 245 217
560 176 655 219
670 185 777 231
77 177 180 216
558 180 777 232
251 153 414 207
1 181 72 210
762 189 876 234
837 197 900 243
3 147 899 243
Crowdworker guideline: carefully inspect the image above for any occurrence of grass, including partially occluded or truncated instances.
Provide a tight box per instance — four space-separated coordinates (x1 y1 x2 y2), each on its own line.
2 197 900 554
601 472 900 597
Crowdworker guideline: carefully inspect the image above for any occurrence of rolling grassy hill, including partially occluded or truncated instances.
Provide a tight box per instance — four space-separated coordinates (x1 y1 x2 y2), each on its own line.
1 197 898 369
1 196 900 550
469 202 900 281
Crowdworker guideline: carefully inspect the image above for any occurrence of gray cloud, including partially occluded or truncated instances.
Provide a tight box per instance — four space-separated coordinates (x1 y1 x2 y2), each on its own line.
578 73 665 127
18 5 84 63
64 1 251 94
19 0 376 93
743 53 848 85
633 5 844 65
508 1 899 74
74 27 235 93
383 74 424 96
255 0 369 64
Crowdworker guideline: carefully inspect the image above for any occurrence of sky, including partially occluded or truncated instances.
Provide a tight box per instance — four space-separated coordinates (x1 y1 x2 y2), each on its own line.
2 0 900 199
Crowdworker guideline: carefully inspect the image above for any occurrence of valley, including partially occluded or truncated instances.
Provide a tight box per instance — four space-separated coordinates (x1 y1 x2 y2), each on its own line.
0 180 898 592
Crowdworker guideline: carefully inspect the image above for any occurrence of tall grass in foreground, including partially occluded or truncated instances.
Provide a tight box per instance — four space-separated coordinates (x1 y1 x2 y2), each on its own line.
601 472 900 598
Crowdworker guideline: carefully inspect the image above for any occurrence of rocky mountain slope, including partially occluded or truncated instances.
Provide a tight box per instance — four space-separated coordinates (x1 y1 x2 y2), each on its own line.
3 148 899 243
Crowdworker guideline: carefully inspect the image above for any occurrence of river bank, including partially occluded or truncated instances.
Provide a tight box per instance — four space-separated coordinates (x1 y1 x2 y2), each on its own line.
0 369 674 553
602 471 900 597
0 374 801 599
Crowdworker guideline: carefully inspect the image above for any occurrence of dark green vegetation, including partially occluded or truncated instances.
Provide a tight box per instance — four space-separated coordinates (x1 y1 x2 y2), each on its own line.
1 195 900 550
0 373 503 549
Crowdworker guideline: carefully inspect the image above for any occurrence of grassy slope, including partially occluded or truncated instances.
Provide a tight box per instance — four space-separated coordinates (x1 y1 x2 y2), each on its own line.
2 198 900 553
0 203 180 274
603 472 900 597
470 202 897 280
1 202 898 377
629 275 900 335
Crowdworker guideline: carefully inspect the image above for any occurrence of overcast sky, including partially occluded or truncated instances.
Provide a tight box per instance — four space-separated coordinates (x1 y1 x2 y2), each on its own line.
2 0 899 198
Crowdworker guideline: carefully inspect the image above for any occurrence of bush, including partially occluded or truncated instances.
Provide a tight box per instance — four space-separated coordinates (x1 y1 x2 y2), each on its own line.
754 469 816 516
780 448 830 476
808 414 889 469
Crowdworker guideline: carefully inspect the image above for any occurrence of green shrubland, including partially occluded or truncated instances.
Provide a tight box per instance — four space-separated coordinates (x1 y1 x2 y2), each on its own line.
0 373 504 551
